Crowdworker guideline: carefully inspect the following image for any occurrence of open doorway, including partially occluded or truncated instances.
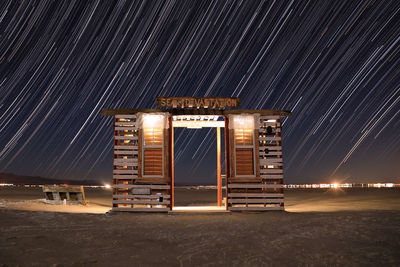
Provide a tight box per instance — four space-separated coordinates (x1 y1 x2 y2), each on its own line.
171 115 226 211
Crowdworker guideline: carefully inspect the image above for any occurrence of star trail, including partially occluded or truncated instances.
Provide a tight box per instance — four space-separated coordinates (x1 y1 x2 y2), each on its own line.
0 0 399 184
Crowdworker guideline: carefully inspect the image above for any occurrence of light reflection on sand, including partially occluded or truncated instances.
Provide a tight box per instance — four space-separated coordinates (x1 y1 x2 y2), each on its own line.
1 187 399 214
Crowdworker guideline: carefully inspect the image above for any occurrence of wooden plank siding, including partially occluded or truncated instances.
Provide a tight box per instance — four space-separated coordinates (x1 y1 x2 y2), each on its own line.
112 115 139 210
227 115 285 211
112 113 171 212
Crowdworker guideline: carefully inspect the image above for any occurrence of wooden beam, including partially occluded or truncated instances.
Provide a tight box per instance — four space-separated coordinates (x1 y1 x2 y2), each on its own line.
113 200 171 205
228 199 284 203
112 207 170 212
229 206 284 211
101 108 291 117
217 127 222 206
224 117 230 210
113 194 170 199
169 116 174 209
172 120 225 128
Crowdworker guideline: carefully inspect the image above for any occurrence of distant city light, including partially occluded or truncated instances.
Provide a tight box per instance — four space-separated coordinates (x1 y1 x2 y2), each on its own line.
0 183 14 186
284 183 399 189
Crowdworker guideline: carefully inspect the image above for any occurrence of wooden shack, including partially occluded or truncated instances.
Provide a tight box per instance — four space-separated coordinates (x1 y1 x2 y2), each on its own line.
101 97 290 212
42 185 86 205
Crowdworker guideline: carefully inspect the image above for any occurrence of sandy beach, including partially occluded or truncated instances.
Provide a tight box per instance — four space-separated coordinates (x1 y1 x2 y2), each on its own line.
1 187 400 266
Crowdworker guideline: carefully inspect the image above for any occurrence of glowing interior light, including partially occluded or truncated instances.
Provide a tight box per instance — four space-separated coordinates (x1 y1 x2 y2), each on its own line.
333 183 339 189
267 119 276 122
104 184 111 189
142 114 165 129
267 165 274 168
173 206 226 211
232 115 254 129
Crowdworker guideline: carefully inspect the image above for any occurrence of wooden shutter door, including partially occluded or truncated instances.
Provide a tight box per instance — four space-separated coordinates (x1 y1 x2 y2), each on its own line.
143 128 163 176
234 129 254 176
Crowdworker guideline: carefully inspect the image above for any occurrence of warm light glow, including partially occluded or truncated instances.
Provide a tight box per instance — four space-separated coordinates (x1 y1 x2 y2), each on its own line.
104 184 111 189
172 206 226 211
231 115 255 129
0 183 14 186
142 114 165 129
285 183 400 188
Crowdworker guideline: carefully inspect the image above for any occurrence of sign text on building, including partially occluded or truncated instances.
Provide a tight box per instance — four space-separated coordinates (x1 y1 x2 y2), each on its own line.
157 97 240 109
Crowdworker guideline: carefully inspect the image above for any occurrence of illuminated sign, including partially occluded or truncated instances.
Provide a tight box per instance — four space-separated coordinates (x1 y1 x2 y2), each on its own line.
157 97 240 109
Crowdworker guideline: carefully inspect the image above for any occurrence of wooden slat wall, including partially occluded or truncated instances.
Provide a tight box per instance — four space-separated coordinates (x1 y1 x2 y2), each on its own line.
143 148 163 176
227 115 284 211
235 148 254 175
112 114 170 212
234 129 254 176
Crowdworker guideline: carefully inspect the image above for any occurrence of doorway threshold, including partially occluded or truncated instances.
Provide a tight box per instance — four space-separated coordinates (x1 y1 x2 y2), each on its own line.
169 206 231 214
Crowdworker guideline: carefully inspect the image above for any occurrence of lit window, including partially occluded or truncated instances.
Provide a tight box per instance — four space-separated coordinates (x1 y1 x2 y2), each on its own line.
142 115 165 177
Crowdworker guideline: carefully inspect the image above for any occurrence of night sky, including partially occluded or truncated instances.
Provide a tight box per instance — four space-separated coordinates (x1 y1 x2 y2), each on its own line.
0 0 399 184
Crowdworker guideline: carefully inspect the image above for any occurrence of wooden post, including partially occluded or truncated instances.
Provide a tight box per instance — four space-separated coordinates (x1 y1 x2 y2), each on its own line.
169 116 174 209
224 117 230 210
217 127 222 206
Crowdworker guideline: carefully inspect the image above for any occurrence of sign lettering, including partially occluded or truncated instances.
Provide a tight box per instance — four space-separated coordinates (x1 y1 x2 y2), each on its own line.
157 97 240 109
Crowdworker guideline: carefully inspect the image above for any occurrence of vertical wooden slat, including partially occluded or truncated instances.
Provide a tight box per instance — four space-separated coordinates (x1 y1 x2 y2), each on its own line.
229 129 235 179
137 128 143 178
164 128 169 179
169 116 174 209
224 117 230 210
254 129 260 177
217 127 221 206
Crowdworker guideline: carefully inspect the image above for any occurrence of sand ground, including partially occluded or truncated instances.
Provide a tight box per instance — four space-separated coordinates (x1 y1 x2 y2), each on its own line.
0 187 400 266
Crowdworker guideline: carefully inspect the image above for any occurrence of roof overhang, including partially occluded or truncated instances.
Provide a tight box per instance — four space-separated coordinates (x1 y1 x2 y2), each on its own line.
101 109 291 117
173 115 225 128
